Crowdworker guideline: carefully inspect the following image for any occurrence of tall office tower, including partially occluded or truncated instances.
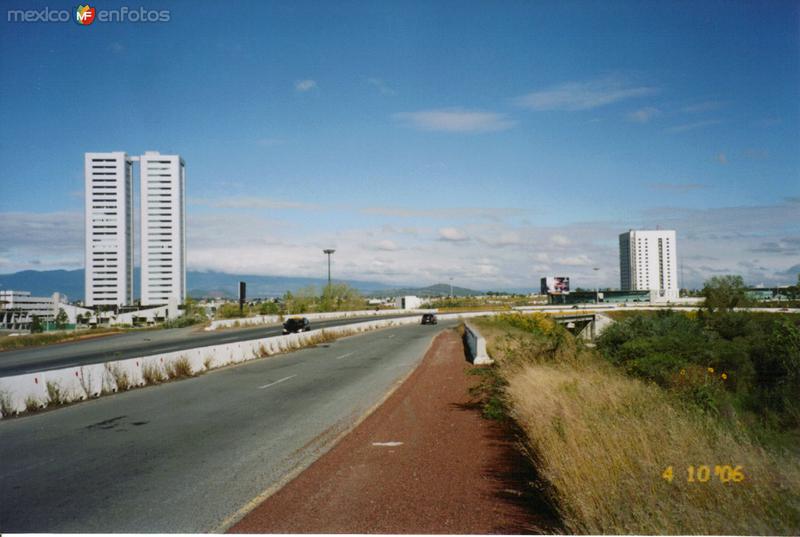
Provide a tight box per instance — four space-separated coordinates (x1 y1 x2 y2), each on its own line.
84 152 134 307
140 151 186 306
619 229 679 300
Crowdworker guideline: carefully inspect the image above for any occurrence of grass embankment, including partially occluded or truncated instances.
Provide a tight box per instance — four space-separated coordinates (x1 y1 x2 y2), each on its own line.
0 328 125 352
472 313 800 534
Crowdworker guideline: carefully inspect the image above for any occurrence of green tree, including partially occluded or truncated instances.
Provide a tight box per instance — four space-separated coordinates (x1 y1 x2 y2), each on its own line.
55 308 69 329
320 283 366 312
702 275 749 313
258 301 281 315
284 286 318 313
216 302 248 319
30 315 44 333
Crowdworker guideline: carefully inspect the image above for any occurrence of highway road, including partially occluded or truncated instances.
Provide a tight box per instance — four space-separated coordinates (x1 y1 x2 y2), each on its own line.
0 320 456 532
0 313 414 377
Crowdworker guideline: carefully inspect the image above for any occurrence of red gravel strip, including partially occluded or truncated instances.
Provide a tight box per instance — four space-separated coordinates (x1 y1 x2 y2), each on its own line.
229 329 559 534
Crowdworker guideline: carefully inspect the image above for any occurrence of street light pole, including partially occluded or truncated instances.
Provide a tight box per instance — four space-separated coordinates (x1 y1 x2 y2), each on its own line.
593 267 600 304
323 249 335 290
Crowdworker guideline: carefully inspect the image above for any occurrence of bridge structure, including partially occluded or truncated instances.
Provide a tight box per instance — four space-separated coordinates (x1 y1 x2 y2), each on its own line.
550 312 613 341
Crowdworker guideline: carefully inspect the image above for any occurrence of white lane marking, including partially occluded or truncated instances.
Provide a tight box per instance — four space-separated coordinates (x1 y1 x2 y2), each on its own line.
372 441 403 447
336 352 355 360
257 374 297 390
387 334 395 339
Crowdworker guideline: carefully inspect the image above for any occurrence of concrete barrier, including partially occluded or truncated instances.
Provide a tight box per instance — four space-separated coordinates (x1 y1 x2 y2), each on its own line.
0 308 619 418
463 321 493 365
205 309 435 331
0 315 432 418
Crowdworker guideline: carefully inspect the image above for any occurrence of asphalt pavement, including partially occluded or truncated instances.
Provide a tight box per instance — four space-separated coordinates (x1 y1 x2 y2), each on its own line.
0 320 456 532
0 313 413 376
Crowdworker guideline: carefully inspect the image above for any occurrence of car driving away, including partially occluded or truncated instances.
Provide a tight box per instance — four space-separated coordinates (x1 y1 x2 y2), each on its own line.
421 313 437 325
282 317 310 334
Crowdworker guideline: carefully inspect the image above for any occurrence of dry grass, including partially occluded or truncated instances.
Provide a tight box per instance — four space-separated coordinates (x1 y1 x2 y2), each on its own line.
45 380 66 405
301 329 338 346
24 396 41 412
142 362 166 384
107 364 131 391
0 389 15 417
165 356 193 379
0 328 123 351
474 315 800 535
436 305 512 313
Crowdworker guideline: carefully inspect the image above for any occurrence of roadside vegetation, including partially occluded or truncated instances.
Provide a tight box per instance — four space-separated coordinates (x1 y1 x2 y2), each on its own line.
161 298 208 328
215 283 369 319
0 328 125 352
471 282 800 534
422 293 535 312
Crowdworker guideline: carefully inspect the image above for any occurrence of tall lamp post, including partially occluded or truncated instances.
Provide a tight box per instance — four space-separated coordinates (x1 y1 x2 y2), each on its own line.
323 249 336 290
593 267 600 304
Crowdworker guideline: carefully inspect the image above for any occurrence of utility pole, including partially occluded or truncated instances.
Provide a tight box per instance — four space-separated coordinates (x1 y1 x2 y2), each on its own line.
323 249 335 290
449 277 453 298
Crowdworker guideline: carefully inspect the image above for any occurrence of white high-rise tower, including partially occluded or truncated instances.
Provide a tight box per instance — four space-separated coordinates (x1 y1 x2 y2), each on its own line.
140 151 186 306
619 229 678 300
84 152 134 307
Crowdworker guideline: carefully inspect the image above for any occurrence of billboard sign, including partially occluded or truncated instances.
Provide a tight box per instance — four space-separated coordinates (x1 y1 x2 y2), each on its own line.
238 281 246 309
541 276 570 294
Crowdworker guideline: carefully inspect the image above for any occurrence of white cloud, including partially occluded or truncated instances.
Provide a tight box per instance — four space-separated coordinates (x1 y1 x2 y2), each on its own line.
361 206 526 221
514 77 658 111
438 227 470 242
627 107 661 123
190 197 319 211
366 77 396 96
393 108 517 133
375 240 399 251
294 79 317 92
666 119 722 133
557 254 593 266
3 199 798 291
551 234 571 246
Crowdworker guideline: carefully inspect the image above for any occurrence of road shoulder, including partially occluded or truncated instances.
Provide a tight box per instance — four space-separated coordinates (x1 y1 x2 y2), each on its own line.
229 328 559 534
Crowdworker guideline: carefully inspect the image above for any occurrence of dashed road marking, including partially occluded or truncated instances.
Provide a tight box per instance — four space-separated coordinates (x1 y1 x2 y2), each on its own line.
257 375 297 390
336 352 355 360
371 441 403 447
387 334 395 339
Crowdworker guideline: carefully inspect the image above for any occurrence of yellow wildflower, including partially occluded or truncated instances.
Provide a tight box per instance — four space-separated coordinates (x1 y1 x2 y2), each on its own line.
721 373 728 380
708 367 714 374
680 369 686 376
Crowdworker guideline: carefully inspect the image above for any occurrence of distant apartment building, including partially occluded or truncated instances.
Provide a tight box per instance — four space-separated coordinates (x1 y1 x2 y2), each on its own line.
619 229 678 300
139 151 186 306
84 152 134 307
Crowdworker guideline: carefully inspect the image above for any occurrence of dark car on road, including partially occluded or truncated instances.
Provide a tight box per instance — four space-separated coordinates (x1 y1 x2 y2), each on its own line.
421 313 438 325
283 317 311 334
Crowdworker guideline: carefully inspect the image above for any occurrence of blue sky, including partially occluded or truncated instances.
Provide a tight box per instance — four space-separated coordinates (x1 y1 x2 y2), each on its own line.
1 0 798 289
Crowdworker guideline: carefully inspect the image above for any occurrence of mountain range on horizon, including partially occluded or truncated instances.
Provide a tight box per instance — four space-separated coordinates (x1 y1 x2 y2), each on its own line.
0 269 509 301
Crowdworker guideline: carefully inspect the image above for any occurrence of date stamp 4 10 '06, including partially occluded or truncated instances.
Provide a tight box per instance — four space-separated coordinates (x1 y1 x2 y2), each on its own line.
662 465 745 484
